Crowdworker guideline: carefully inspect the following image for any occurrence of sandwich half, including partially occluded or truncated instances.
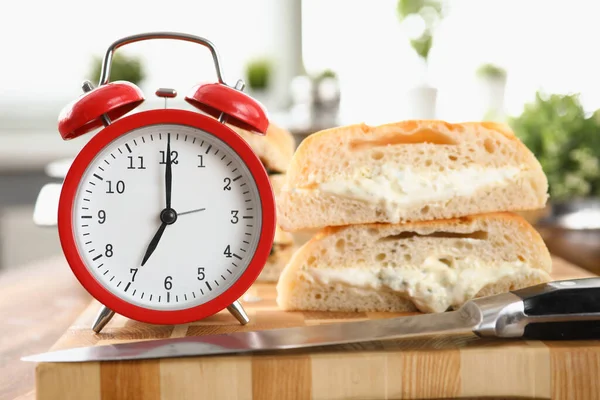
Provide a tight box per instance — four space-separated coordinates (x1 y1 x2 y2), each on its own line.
277 213 551 313
228 123 296 282
278 120 548 231
229 122 295 174
257 174 296 282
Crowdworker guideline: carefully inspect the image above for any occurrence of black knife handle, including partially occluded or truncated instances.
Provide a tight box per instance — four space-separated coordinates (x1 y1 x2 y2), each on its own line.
512 278 600 340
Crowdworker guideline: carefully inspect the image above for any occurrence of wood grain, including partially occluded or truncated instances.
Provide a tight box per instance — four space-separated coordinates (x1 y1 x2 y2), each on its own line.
161 357 252 400
311 352 387 399
387 349 461 399
100 361 161 400
546 341 600 400
251 356 311 400
460 341 550 398
30 256 600 399
37 362 100 400
0 257 91 400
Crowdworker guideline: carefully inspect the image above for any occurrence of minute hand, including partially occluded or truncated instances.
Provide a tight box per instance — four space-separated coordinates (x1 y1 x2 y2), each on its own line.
165 133 172 209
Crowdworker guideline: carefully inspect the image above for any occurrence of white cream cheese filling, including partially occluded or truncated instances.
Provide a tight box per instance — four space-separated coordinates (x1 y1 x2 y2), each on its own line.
313 165 522 220
301 257 549 313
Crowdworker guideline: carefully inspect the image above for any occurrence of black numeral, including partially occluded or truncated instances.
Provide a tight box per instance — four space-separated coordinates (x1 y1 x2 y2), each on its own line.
127 156 146 169
198 155 205 168
159 150 179 164
230 210 239 224
130 268 138 282
105 244 113 258
106 180 125 194
197 267 205 281
224 245 232 258
164 276 173 290
223 177 232 191
98 210 106 224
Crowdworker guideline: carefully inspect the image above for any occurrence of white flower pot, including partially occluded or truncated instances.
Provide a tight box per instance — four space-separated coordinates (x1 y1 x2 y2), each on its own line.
477 76 507 121
407 85 438 120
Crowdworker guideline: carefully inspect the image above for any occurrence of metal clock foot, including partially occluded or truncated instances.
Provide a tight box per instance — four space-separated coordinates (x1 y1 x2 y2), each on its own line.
227 300 250 325
91 306 116 333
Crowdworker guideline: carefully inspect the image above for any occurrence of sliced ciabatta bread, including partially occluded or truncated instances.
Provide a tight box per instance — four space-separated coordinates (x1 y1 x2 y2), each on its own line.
270 174 294 246
256 174 294 282
259 244 297 282
229 122 295 173
277 212 551 313
277 120 548 231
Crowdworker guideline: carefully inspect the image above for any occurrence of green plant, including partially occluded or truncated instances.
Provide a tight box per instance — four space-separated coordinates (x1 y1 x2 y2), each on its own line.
477 63 507 79
316 69 337 81
396 0 443 61
510 92 600 201
89 53 145 85
245 58 273 91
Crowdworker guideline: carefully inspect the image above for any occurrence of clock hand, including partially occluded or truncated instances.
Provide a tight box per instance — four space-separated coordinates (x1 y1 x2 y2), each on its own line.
178 208 206 216
141 222 167 266
165 133 172 209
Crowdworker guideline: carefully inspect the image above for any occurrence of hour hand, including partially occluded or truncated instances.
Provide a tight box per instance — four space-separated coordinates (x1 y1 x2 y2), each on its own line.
141 222 167 266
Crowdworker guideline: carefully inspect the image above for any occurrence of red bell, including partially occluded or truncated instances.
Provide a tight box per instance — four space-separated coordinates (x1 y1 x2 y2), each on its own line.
58 81 145 140
185 83 268 135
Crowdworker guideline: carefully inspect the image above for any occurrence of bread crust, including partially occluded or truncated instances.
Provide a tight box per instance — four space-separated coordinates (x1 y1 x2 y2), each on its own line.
276 212 552 312
270 174 294 244
278 120 548 230
229 122 295 173
257 244 295 282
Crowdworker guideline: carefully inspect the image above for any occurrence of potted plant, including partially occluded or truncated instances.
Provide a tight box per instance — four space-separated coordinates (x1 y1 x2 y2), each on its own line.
477 63 507 122
396 0 444 119
312 69 341 128
244 58 273 109
89 52 145 86
510 92 600 223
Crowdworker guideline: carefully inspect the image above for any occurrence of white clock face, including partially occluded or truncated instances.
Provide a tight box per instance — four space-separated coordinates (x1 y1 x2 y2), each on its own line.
72 123 262 311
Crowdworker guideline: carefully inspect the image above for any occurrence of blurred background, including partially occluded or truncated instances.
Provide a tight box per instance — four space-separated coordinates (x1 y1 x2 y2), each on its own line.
1 0 600 272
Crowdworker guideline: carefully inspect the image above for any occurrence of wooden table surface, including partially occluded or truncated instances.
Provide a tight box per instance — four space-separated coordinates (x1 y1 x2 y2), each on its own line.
0 257 90 400
0 256 597 400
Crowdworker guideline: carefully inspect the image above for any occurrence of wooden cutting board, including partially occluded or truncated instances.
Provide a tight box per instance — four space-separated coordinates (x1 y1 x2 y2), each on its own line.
36 257 600 400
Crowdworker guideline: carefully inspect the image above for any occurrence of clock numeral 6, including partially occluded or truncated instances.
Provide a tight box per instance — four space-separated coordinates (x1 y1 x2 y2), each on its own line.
159 150 179 165
106 180 125 194
230 210 239 224
223 177 232 191
130 268 138 282
105 244 113 258
224 245 232 258
197 267 205 281
164 276 173 290
98 210 106 224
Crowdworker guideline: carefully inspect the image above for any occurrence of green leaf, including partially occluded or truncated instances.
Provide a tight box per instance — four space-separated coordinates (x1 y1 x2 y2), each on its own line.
476 63 506 79
397 0 425 21
509 91 600 201
245 58 273 91
410 34 433 60
90 53 145 85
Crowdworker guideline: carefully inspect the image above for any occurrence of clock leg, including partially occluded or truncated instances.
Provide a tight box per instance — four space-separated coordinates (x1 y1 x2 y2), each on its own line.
91 306 115 333
227 300 250 325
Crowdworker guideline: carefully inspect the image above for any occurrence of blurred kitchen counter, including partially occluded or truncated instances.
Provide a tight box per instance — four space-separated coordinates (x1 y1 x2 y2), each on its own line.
0 257 90 400
538 226 600 276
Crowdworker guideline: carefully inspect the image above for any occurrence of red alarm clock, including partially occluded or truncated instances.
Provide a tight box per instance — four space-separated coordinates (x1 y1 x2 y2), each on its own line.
57 32 275 333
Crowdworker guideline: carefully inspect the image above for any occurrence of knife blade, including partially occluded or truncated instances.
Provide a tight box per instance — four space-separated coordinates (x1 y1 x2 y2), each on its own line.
22 278 600 363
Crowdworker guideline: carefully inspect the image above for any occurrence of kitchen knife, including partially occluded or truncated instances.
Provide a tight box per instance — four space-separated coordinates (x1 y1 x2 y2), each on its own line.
22 278 600 363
